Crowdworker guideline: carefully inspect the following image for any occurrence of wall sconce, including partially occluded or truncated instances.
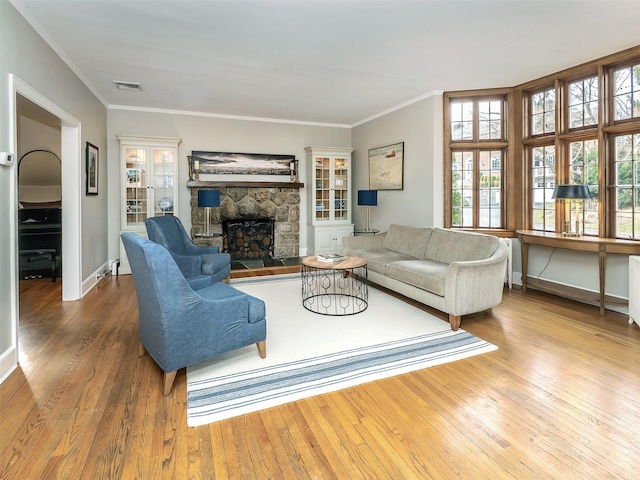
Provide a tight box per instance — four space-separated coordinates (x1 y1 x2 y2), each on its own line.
198 189 220 237
357 190 378 232
552 184 592 237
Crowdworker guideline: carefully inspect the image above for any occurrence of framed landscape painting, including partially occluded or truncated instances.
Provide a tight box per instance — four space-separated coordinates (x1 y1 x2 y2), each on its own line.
369 142 404 190
192 151 296 175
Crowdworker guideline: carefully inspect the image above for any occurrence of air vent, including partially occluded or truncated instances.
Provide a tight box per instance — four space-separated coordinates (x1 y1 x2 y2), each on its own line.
113 81 143 91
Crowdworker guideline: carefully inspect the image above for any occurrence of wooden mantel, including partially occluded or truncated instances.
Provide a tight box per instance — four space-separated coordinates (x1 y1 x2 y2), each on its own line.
186 180 304 189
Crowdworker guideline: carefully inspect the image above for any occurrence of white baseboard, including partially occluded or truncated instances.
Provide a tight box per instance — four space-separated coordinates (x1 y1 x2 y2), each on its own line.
81 259 116 297
0 346 18 386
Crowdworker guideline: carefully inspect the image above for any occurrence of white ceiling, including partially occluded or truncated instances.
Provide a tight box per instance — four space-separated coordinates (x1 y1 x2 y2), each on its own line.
11 0 640 126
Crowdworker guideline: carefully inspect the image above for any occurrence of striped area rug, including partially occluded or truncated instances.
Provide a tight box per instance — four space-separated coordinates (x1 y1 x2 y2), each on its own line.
186 274 497 426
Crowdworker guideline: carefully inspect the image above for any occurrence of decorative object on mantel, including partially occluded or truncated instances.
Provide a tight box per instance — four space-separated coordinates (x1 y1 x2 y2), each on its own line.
198 189 220 237
551 184 592 237
290 158 299 183
192 150 296 175
187 155 194 181
369 142 404 190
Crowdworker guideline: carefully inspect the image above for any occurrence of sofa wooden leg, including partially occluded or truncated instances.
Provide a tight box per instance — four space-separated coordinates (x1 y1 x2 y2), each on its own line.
449 314 461 331
256 340 267 359
139 341 146 357
163 370 177 396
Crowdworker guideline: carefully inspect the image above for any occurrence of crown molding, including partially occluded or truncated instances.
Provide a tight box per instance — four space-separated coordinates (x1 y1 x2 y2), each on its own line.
351 90 444 127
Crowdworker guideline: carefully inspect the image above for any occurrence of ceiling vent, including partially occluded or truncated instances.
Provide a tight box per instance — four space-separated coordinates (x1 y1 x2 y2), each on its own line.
113 81 143 91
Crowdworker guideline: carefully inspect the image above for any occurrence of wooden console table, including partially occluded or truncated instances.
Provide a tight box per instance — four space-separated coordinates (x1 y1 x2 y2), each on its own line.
517 230 640 315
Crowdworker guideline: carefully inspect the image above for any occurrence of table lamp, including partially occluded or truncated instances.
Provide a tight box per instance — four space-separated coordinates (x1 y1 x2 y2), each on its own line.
551 184 591 237
357 190 378 232
198 189 220 236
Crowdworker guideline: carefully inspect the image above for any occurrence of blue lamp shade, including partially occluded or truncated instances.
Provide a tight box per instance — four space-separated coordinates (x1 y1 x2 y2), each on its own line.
358 190 378 206
551 185 591 200
198 189 220 208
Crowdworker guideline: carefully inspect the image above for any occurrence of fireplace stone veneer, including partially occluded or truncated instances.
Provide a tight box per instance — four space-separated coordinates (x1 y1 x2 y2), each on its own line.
190 186 300 258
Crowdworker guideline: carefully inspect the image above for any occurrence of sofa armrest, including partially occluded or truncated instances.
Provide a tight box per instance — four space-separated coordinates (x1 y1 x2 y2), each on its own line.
342 232 387 254
443 242 509 316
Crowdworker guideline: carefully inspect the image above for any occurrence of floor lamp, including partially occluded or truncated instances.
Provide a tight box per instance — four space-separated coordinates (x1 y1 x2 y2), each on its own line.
357 190 378 232
198 189 220 237
551 184 591 237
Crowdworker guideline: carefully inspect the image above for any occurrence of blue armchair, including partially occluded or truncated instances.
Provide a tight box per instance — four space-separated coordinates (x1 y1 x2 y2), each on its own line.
121 232 267 395
145 216 231 289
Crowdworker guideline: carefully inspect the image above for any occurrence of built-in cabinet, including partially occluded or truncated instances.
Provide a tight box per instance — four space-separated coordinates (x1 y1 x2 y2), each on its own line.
118 135 181 274
305 146 354 254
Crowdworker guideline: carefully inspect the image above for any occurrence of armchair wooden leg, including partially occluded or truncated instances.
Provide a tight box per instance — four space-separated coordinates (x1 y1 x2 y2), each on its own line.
139 341 146 357
256 340 267 359
225 275 231 284
449 314 461 331
163 370 177 396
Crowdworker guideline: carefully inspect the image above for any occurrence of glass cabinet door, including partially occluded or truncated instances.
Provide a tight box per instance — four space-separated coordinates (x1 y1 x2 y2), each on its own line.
334 156 349 221
124 148 148 226
153 149 175 216
315 156 331 222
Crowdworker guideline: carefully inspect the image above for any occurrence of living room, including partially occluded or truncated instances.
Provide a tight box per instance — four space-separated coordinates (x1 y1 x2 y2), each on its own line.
2 1 640 478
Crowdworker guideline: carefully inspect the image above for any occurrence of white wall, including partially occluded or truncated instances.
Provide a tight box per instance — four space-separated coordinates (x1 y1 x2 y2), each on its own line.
0 1 108 382
106 108 352 259
351 93 443 232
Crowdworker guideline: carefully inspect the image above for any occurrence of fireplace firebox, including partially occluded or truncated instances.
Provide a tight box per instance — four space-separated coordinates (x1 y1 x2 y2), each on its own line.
222 218 274 261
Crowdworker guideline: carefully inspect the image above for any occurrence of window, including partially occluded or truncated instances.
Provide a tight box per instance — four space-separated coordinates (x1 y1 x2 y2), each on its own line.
614 63 640 121
445 47 640 239
568 139 599 235
446 94 508 230
612 133 640 239
531 146 556 231
531 89 555 135
569 77 598 128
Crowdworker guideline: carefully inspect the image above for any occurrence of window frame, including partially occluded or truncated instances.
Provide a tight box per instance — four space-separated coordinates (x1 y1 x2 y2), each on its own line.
444 90 512 232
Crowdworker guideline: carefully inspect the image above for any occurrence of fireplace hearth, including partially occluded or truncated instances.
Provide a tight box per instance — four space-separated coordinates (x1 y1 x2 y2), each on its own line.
223 218 274 261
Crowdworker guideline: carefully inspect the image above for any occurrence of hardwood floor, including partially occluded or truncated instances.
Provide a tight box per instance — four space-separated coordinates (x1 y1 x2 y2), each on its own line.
2 272 640 479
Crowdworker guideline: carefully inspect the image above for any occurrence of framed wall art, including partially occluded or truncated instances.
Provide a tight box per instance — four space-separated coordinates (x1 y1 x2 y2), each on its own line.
192 150 296 175
369 142 404 190
86 142 99 195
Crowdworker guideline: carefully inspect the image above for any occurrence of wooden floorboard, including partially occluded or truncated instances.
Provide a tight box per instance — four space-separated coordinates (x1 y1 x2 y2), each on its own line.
2 272 640 479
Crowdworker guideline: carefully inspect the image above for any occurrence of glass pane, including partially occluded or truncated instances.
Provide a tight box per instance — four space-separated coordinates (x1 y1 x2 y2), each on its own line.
531 89 555 135
125 148 148 225
451 101 473 141
614 64 640 121
568 77 598 128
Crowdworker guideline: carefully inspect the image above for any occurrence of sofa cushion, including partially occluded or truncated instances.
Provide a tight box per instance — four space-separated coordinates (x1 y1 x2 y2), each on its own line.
424 228 499 264
346 248 417 275
382 224 432 259
386 260 448 296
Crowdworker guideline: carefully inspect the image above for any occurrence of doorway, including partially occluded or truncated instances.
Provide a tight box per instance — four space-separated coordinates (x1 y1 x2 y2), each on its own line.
10 75 82 371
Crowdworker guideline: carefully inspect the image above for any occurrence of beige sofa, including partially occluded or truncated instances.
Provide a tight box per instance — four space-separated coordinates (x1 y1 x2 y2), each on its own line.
342 225 509 330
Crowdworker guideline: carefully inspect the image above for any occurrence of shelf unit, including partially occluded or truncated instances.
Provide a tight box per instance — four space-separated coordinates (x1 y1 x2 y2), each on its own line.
305 146 354 254
118 135 181 274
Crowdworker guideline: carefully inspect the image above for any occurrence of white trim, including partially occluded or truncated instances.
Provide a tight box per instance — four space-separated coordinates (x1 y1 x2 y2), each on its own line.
11 75 83 302
0 347 18 385
82 260 111 296
108 104 352 129
351 90 445 127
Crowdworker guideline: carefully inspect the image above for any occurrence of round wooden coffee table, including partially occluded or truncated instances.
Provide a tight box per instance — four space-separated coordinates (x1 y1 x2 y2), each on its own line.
301 255 368 315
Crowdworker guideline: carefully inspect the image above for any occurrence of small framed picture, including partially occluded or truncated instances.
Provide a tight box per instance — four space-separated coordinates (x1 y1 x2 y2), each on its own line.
86 142 98 195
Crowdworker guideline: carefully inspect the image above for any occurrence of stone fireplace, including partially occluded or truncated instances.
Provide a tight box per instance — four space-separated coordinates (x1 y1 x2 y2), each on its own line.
189 184 301 258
